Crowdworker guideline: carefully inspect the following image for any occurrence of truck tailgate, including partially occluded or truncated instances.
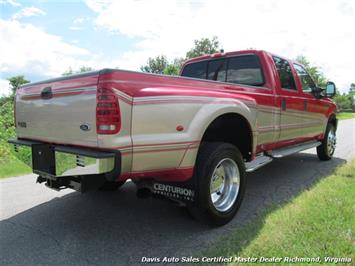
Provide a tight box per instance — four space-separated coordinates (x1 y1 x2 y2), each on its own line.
15 72 100 147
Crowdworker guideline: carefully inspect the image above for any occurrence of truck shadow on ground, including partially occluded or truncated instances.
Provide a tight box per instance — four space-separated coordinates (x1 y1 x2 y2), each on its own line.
0 153 346 265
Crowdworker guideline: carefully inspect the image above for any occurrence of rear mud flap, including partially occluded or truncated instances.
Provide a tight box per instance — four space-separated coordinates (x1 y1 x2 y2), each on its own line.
32 143 56 176
136 179 196 203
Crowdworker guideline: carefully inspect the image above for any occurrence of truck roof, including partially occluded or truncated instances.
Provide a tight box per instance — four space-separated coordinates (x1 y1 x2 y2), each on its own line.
183 49 263 65
182 49 304 70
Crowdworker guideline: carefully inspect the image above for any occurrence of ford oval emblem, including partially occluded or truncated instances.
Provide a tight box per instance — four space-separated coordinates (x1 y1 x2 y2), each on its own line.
80 124 91 131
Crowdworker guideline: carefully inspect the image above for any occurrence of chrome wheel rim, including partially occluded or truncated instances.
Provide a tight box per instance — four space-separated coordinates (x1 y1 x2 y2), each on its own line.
327 129 336 156
210 158 240 212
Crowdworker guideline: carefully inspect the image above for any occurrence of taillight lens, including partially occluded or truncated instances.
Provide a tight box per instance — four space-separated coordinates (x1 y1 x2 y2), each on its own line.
96 88 121 134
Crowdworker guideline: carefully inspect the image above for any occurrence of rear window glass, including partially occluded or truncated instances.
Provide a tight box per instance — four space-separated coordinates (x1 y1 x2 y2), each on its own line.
181 54 264 86
207 59 226 82
226 55 264 86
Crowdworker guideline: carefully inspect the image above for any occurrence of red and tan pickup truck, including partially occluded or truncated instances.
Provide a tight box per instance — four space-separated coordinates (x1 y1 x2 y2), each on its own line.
9 50 337 225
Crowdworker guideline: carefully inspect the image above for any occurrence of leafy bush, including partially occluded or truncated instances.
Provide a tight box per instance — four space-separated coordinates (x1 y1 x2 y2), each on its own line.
334 93 354 112
0 76 31 165
0 101 32 167
0 100 15 161
0 144 11 162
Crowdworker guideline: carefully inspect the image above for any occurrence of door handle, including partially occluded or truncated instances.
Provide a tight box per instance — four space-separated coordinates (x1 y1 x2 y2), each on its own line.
281 98 286 111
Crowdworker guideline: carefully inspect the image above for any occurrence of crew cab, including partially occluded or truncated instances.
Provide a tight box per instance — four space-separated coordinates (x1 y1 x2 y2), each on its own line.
9 50 337 225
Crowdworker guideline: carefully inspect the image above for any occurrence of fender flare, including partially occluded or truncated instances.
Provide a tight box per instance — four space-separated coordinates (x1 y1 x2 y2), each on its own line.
187 99 257 142
327 113 337 130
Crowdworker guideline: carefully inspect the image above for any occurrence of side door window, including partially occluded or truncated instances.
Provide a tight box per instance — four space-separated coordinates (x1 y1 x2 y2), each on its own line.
293 63 316 93
272 56 297 90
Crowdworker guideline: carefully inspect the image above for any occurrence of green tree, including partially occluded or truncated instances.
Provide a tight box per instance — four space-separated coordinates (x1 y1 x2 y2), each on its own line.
62 66 94 76
79 66 94 73
7 75 30 96
141 56 185 76
62 67 74 76
185 36 220 59
140 37 221 76
163 64 179 75
163 58 185 75
140 55 169 74
172 57 185 70
1 75 29 135
0 75 30 107
295 56 327 87
0 75 29 133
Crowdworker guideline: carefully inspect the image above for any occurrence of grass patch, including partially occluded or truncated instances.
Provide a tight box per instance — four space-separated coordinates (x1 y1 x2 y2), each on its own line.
337 112 355 120
0 156 31 178
202 160 355 265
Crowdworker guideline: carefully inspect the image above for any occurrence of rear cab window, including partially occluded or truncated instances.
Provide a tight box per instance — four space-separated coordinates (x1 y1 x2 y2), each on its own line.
207 59 226 82
227 55 264 86
181 61 207 79
181 54 265 87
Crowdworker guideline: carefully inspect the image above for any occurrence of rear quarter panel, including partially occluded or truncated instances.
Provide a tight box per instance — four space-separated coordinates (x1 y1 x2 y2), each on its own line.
98 71 261 181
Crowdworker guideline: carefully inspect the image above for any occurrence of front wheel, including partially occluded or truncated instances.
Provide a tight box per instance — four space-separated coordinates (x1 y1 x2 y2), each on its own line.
317 123 336 161
187 142 246 226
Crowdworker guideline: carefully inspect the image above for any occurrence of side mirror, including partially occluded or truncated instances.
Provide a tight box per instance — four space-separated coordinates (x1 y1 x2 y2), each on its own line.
311 86 323 99
325 81 336 98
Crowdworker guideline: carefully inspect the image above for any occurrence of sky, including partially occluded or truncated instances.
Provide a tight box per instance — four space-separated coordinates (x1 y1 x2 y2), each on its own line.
0 0 354 95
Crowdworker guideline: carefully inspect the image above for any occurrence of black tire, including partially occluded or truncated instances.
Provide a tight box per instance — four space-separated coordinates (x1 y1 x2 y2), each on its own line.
187 142 246 226
317 123 336 161
99 180 125 191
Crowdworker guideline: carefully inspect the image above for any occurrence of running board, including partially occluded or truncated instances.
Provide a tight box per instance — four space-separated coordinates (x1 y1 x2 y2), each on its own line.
245 155 273 172
246 140 321 172
268 141 321 158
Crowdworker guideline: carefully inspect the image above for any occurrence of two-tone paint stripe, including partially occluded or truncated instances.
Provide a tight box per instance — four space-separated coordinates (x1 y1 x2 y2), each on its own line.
110 140 201 156
115 90 257 108
19 86 97 100
257 120 323 133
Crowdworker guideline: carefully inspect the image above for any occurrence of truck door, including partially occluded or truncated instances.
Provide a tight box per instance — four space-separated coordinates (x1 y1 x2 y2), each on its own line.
272 56 306 145
292 63 328 138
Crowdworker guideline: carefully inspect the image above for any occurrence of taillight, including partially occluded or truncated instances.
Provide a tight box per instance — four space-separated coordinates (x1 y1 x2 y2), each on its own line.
96 88 121 134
